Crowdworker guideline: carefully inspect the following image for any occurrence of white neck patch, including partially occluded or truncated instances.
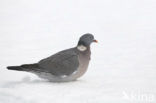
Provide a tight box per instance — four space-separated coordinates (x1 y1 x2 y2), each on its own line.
77 45 87 51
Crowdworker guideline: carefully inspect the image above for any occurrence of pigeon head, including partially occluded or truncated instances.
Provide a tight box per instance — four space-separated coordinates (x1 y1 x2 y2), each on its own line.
77 33 97 51
78 33 97 46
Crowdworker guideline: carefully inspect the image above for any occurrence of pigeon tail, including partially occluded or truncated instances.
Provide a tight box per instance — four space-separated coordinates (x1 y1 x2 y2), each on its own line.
7 63 39 72
7 66 25 71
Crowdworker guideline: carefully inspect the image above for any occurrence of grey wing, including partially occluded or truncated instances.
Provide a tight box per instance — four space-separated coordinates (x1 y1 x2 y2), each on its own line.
38 49 79 76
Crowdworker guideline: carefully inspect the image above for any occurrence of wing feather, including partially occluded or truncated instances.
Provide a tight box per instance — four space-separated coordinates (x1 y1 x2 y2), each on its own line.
38 48 79 76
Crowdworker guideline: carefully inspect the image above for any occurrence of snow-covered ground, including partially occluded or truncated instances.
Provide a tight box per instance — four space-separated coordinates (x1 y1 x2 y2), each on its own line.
0 0 156 103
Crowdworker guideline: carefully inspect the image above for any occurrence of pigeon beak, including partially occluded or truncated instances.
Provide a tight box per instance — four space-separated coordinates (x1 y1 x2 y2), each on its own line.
93 39 98 43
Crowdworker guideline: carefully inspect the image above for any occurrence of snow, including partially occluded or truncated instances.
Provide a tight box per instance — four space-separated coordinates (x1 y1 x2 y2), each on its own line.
0 0 156 103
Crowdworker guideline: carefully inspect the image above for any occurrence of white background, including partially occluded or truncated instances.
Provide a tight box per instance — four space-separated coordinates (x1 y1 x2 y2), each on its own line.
0 0 156 103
